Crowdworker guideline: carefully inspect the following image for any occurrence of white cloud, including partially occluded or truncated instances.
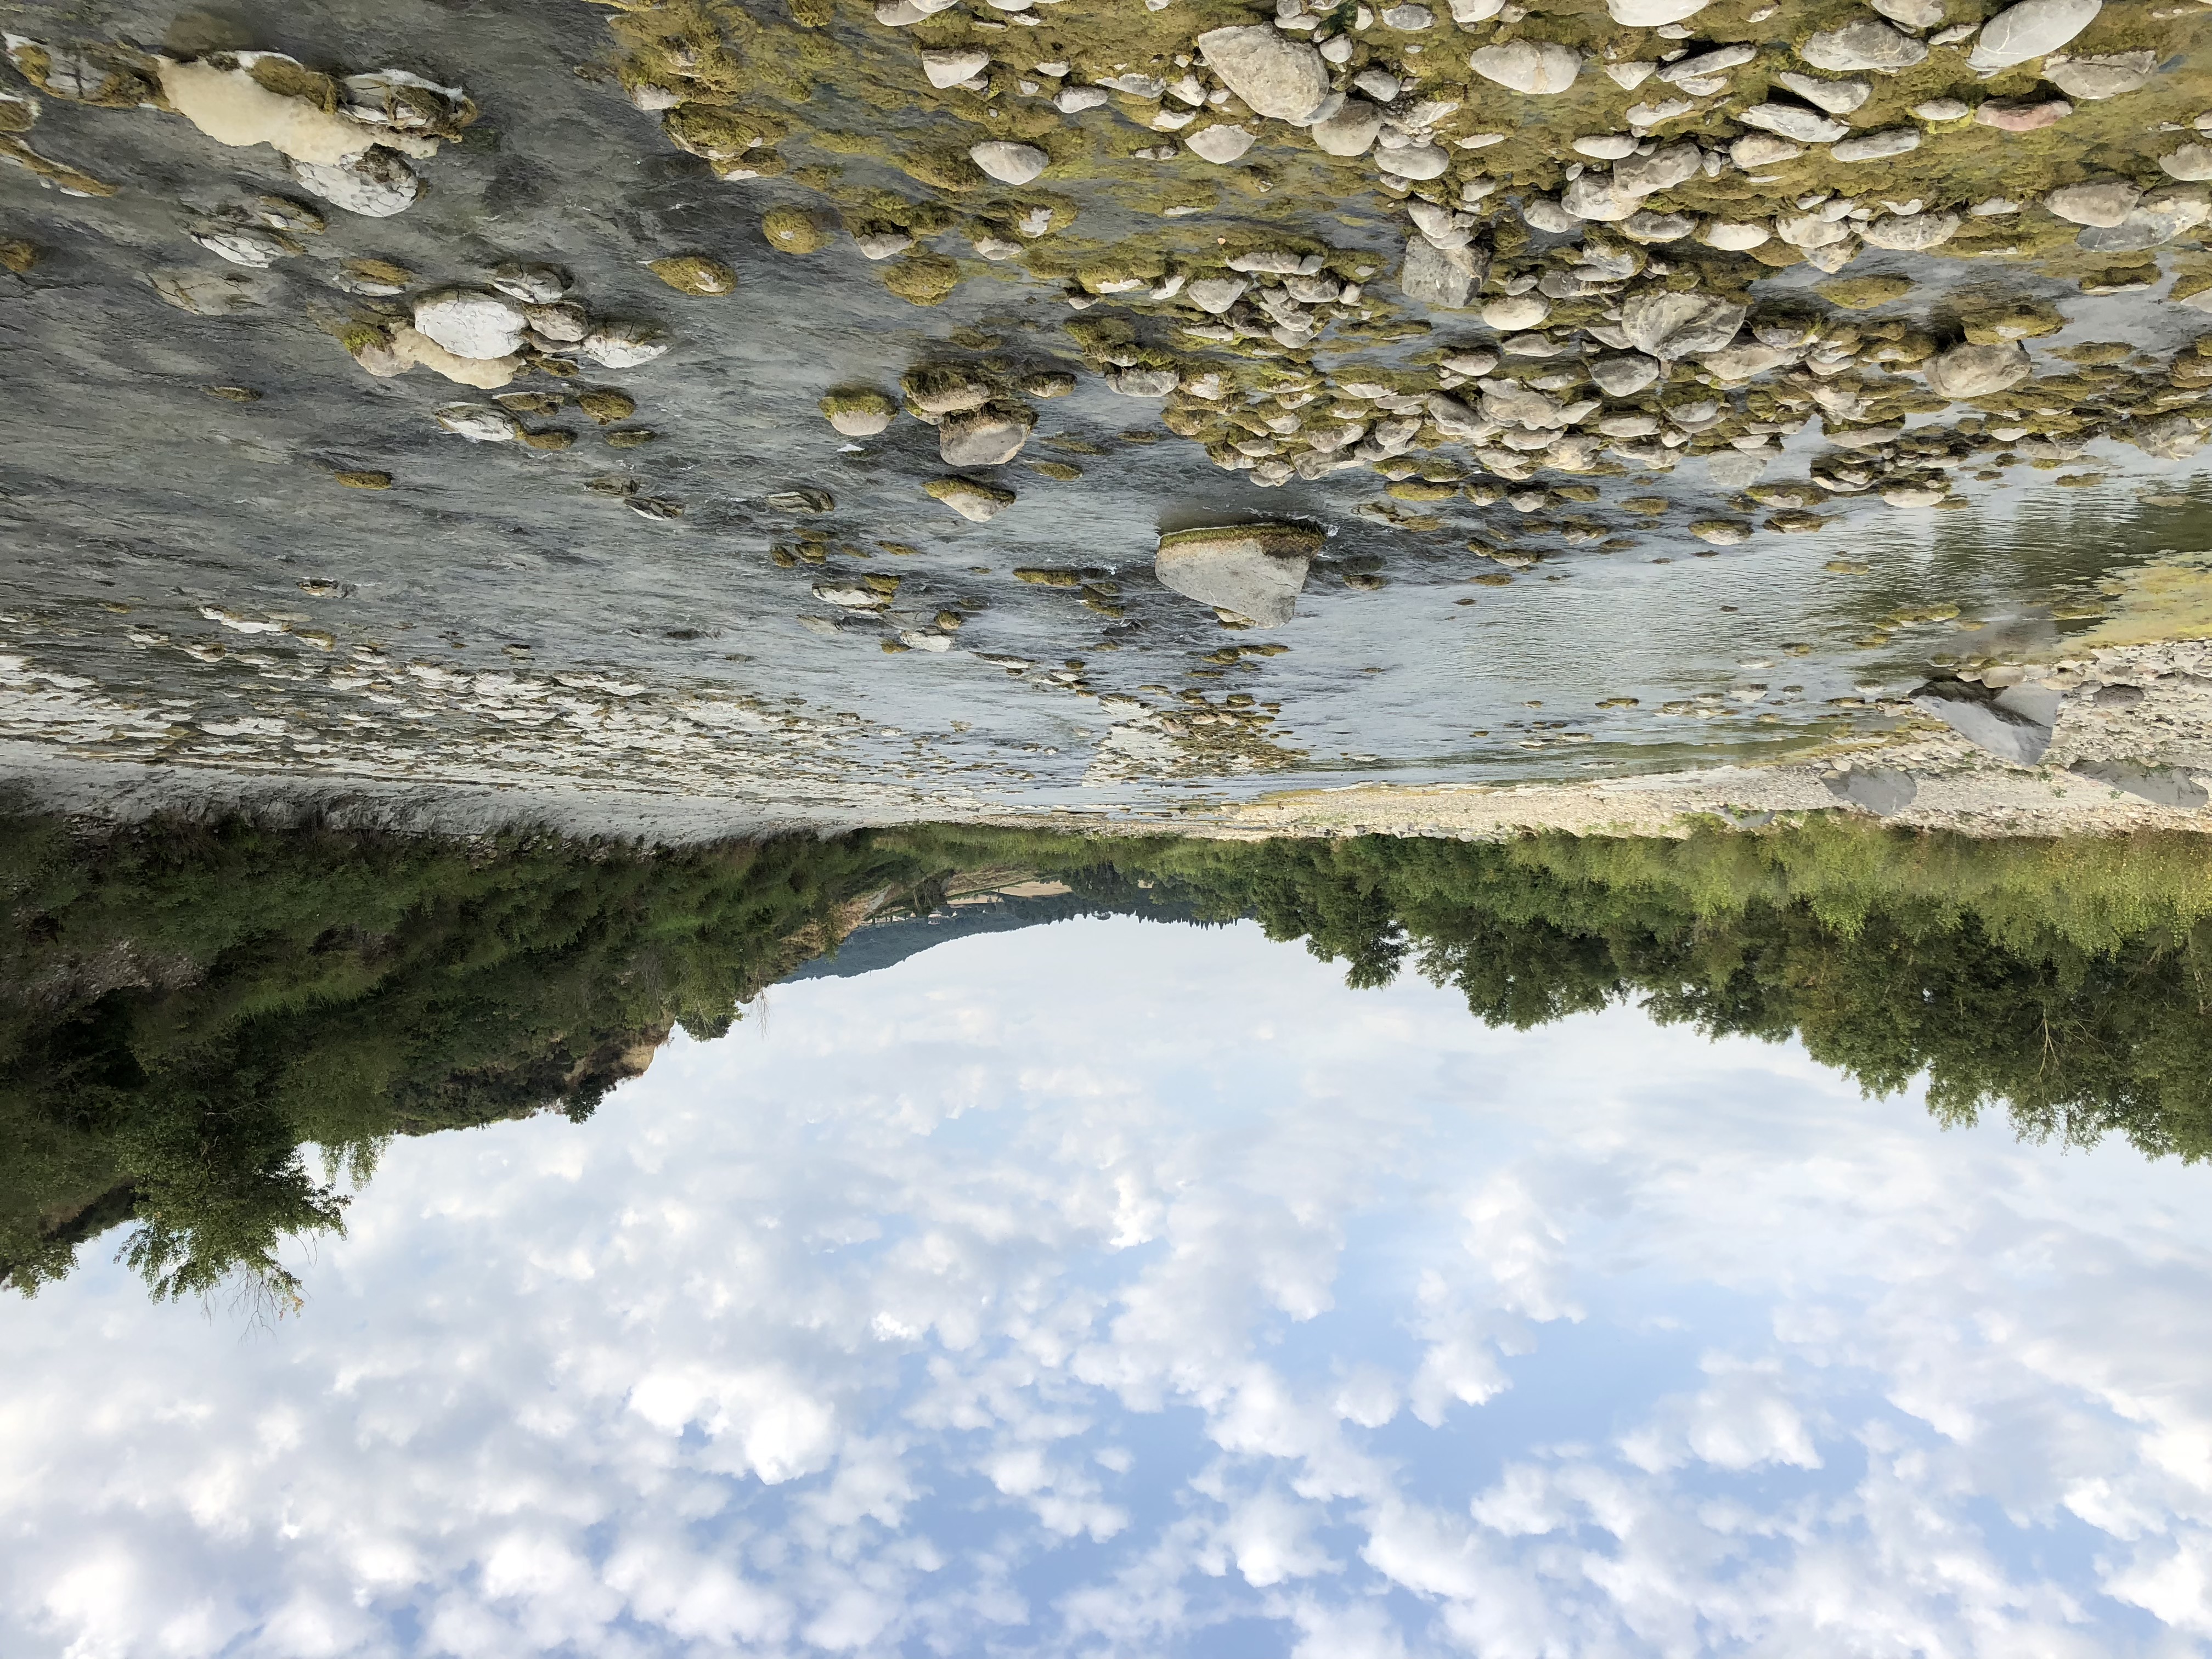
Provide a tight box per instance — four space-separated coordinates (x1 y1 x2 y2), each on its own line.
1 917 2208 1658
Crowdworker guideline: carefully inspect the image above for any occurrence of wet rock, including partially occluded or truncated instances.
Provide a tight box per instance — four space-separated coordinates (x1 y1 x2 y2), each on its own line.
1701 220 1773 250
1870 0 1945 22
1707 451 1770 487
1613 141 1704 196
1467 41 1582 95
1187 124 1256 163
575 390 635 424
2070 761 2209 809
969 141 1047 184
1741 103 1851 143
1560 174 1643 222
1109 366 1181 396
1859 210 1958 249
1967 0 2101 72
1732 133 1804 168
190 225 296 268
2047 179 2140 225
648 254 738 294
1923 340 2032 398
1381 5 1435 29
2161 144 2212 183
1186 275 1250 314
923 48 991 88
1402 239 1483 307
526 301 588 343
156 57 370 165
762 206 831 254
1054 84 1110 113
2078 193 2208 252
2047 50 2157 99
1798 19 1928 72
1702 342 1790 380
1912 97 1970 119
926 476 1017 521
821 388 897 436
852 226 915 261
1521 199 1578 234
1590 353 1661 395
1379 144 1451 180
1831 128 1921 162
1910 679 2054 765
1689 518 1752 544
1772 71 1871 114
332 257 413 296
2091 682 2143 708
2132 414 2205 459
1621 290 1743 359
1312 101 1384 156
1154 523 1323 627
903 366 992 414
489 263 570 302
288 149 421 217
1974 98 2070 131
940 402 1036 465
1621 211 1696 244
385 324 519 387
579 321 670 368
1607 0 1708 19
146 268 267 315
1825 767 1917 815
435 404 522 443
414 289 527 359
1196 26 1331 120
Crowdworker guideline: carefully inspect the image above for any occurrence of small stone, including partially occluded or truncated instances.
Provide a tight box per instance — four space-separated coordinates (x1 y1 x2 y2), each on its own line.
489 263 570 303
287 149 421 218
1186 275 1250 313
1055 85 1110 112
1621 210 1696 243
1967 0 2102 72
1613 140 1703 195
1155 523 1323 627
1731 133 1804 167
853 226 916 260
1740 103 1852 143
1870 0 1944 23
1608 0 1708 21
1590 353 1661 394
1700 219 1773 250
190 225 296 268
969 140 1047 184
1910 97 1969 119
940 402 1036 465
1467 40 1582 95
1924 340 2031 397
761 206 831 254
1797 19 1928 72
1573 133 1639 160
1196 26 1332 119
1521 198 1578 233
648 254 738 294
579 320 671 368
1859 210 1959 249
1689 518 1751 544
1402 239 1483 307
414 288 527 359
435 404 522 443
1620 289 1745 358
821 388 897 436
2046 179 2143 225
925 476 1017 521
1312 101 1384 155
923 48 992 87
1186 123 1256 163
1108 366 1181 397
1973 98 2071 131
2076 193 2209 253
1831 127 1921 161
525 302 588 343
1378 143 1450 179
1772 71 1871 113
1561 174 1642 221
2046 49 2157 99
2161 144 2212 182
1381 4 1435 27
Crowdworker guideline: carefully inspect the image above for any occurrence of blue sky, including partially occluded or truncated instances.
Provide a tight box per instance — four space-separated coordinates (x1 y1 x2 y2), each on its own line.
5 915 2211 1658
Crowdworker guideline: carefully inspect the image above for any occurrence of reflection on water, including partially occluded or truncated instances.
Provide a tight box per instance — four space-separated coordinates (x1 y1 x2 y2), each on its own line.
4 815 2212 1654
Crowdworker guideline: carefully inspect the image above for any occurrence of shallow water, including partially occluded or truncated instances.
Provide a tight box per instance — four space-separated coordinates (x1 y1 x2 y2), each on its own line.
7 911 2212 1656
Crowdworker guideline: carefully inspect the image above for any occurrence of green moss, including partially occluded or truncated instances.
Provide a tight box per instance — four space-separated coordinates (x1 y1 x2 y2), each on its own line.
761 205 831 255
821 387 896 419
883 255 963 306
648 254 739 295
576 390 636 424
1819 275 1915 311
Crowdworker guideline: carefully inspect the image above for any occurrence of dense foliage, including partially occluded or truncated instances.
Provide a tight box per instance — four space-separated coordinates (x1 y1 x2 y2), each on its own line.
5 813 2208 1305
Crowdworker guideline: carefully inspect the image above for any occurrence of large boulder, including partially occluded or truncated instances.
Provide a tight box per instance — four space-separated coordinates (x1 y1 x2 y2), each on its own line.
1909 680 2054 765
1154 523 1324 627
1195 27 1331 120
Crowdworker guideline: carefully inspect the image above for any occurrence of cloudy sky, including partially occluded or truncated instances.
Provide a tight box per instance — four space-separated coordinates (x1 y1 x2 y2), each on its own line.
5 915 2211 1659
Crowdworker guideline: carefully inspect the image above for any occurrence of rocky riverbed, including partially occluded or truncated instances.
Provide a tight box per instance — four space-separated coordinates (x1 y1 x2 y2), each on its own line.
2 0 2210 836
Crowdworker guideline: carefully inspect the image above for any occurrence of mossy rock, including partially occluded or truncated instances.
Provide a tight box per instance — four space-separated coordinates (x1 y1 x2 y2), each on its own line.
788 0 835 24
905 149 985 191
1818 275 1914 311
821 387 896 419
1014 567 1082 585
663 106 779 163
2053 341 2131 365
333 470 391 489
203 384 260 402
761 206 831 255
1027 460 1082 481
1387 480 1458 501
884 255 962 306
648 255 738 295
576 389 636 425
1961 301 2064 345
606 428 657 448
519 429 576 452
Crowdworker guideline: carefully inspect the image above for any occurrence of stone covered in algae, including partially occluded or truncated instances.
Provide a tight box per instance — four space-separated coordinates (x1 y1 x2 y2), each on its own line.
648 255 738 295
883 254 961 306
1154 524 1325 628
761 205 831 255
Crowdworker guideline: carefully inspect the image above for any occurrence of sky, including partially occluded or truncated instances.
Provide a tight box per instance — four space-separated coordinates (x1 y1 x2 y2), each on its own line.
5 914 2212 1659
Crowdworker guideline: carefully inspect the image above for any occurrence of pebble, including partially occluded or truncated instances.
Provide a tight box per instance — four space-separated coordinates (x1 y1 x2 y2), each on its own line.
1055 85 1110 112
1109 367 1181 396
924 476 1017 521
1858 209 1959 249
1967 0 2103 72
1621 290 1745 358
1468 41 1583 95
1772 71 1871 114
648 255 738 294
923 48 991 87
1186 275 1250 313
1870 0 1945 22
1831 127 1921 161
490 263 570 303
1731 133 1804 167
1402 240 1481 307
190 225 295 268
1974 98 2071 131
1378 143 1450 179
1590 353 1661 394
2161 144 2212 182
579 321 670 368
969 140 1047 184
1741 103 1850 143
939 403 1036 465
2046 179 2142 225
1195 26 1332 120
1924 341 2032 397
413 289 528 359
1797 19 1928 72
1911 97 1969 120
1313 101 1385 155
1186 124 1256 163
1608 0 1708 24
821 390 896 436
853 227 916 260
2047 50 2157 98
435 404 522 443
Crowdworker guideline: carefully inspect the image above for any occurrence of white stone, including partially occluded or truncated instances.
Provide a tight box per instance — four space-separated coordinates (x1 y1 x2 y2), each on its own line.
1732 133 1804 167
1605 60 1658 89
923 49 991 87
1467 40 1582 94
2046 50 2157 98
1378 142 1450 178
1831 127 1921 160
1620 289 1744 358
1740 103 1851 142
1772 70 1871 112
1186 123 1257 163
1196 26 1331 119
940 405 1035 466
1155 525 1321 625
1186 276 1250 313
1871 0 1945 21
1482 293 1550 329
2161 144 2212 182
1402 239 1482 307
1560 174 1642 221
853 229 914 259
1381 4 1434 27
1448 0 1505 19
190 226 294 268
969 140 1048 183
413 289 527 360
1613 140 1702 195
1911 97 1969 119
1799 18 1929 71
490 263 569 303
1054 84 1110 112
2047 179 2143 224
1924 341 2032 397
1573 133 1639 159
1700 218 1773 249
1311 100 1384 154
1608 0 1707 20
287 149 421 218
1858 209 1960 248
1590 354 1661 396
1967 0 2102 71
579 321 670 368
435 404 521 443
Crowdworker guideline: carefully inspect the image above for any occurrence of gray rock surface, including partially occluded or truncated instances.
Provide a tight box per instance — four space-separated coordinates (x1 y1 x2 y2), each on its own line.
1195 26 1331 119
1154 525 1323 626
1825 768 1918 815
1908 680 2053 765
